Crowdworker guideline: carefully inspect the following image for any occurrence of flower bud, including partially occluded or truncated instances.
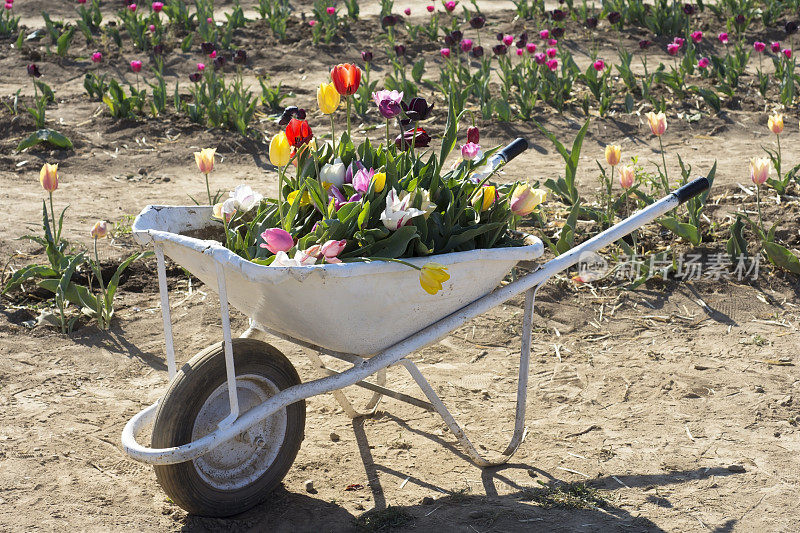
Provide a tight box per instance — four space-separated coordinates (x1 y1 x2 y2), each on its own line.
91 220 110 239
39 163 58 192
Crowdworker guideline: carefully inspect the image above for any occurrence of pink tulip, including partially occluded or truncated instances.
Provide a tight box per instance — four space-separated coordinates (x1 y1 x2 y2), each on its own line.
460 38 473 52
152 1 163 11
754 41 766 53
461 142 480 160
718 32 728 44
783 48 792 59
539 30 549 40
404 7 411 15
526 43 536 53
148 24 155 32
326 6 334 14
502 34 514 46
440 47 451 58
207 17 212 23
130 60 142 72
77 0 86 3
690 30 702 43
209 50 217 59
427 5 434 12
534 52 546 64
444 1 456 12
91 52 102 63
547 38 557 46
667 43 680 56
260 228 294 254
128 3 137 12
771 41 781 53
593 59 605 71
197 62 205 71
698 57 710 69
516 48 524 56
320 239 347 263
4 2 12 9
308 19 316 26
546 58 558 71
546 47 557 58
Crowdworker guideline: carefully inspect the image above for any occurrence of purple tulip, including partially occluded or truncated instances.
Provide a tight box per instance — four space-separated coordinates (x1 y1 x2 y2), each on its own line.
352 167 376 193
395 128 431 149
372 89 404 119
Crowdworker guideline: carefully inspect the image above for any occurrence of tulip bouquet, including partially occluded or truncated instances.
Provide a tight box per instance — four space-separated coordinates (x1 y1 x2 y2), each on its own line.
209 64 545 293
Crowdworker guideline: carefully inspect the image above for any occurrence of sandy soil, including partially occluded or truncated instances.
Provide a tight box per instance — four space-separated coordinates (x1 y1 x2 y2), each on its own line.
1 2 799 532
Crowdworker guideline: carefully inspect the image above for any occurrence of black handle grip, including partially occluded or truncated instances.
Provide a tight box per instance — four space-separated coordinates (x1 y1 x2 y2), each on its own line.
673 177 710 204
498 138 529 163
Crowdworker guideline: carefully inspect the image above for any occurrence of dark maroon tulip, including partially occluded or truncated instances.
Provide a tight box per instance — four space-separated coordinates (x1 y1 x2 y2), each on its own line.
27 64 41 78
278 106 301 125
394 44 406 56
734 14 745 25
402 97 434 121
450 30 463 42
395 128 431 149
639 39 652 49
152 43 165 56
201 41 215 54
213 55 226 69
444 34 455 46
786 20 798 35
361 50 373 62
552 27 565 38
471 45 484 58
683 3 695 15
496 32 504 41
233 49 247 64
585 16 598 29
189 72 202 82
516 31 528 47
469 14 485 29
381 14 398 27
608 11 621 24
467 126 479 144
492 44 507 55
551 9 566 21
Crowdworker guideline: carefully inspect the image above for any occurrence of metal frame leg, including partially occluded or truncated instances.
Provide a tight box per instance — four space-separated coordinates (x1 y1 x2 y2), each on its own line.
306 351 386 418
398 286 539 467
154 244 176 379
215 262 239 428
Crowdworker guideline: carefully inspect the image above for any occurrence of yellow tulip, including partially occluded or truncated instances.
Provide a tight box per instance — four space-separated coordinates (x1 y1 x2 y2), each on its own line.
287 189 311 207
618 165 635 189
750 157 770 185
605 144 621 166
194 148 216 174
39 163 58 192
419 262 450 295
768 113 784 135
645 111 667 136
317 81 340 115
372 172 386 193
472 185 496 212
510 183 546 216
90 220 109 239
269 132 291 167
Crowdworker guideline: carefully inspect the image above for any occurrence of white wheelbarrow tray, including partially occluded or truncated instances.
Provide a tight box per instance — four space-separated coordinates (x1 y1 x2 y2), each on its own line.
131 205 545 356
122 177 710 517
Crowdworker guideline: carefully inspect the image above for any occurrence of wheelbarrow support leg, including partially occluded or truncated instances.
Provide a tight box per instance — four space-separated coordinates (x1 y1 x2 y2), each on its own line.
399 285 540 467
306 351 386 418
154 244 177 379
215 262 240 428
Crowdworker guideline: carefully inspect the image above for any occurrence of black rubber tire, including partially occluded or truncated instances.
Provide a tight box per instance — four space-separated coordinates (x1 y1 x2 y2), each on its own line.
151 338 305 517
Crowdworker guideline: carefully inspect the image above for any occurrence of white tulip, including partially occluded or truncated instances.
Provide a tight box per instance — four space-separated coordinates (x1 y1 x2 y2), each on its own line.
319 158 347 189
226 184 263 213
270 250 318 267
381 189 425 231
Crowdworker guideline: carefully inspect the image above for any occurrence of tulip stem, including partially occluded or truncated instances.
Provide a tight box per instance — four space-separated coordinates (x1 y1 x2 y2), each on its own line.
204 172 212 205
608 166 614 223
386 119 390 149
48 192 58 246
330 114 337 155
346 95 352 142
756 184 765 235
658 136 669 193
277 165 286 223
94 237 108 329
776 134 782 181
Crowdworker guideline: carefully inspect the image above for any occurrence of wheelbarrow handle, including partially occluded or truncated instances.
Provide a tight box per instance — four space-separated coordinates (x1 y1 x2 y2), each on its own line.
673 177 710 204
498 138 529 163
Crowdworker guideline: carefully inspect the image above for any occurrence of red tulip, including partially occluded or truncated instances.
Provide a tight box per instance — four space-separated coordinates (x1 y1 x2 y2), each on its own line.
330 63 361 96
285 118 314 147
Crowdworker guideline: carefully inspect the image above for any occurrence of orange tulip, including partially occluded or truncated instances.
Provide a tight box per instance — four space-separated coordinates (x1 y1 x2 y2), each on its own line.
330 63 362 96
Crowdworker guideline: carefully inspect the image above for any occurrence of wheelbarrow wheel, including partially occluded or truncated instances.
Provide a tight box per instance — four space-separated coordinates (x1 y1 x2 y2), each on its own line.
151 338 305 517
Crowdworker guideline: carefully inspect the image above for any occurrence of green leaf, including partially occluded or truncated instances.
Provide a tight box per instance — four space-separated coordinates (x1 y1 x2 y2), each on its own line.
2 264 59 294
39 278 96 314
763 242 800 274
17 129 73 151
659 217 701 245
726 215 748 263
439 222 504 253
105 250 151 307
343 225 418 259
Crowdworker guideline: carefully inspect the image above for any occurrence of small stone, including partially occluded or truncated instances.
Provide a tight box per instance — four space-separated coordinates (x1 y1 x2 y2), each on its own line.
421 496 434 505
727 464 746 473
354 502 364 510
754 386 765 393
330 432 340 442
527 469 538 478
779 395 792 407
774 431 781 438
138 167 148 176
304 479 316 493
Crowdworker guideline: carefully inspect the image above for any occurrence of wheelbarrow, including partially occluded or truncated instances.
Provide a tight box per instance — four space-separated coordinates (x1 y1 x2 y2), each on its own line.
123 141 710 517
